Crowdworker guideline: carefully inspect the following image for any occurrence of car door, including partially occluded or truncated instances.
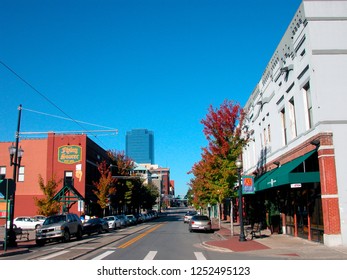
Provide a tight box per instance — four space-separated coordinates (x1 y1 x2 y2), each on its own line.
67 214 77 233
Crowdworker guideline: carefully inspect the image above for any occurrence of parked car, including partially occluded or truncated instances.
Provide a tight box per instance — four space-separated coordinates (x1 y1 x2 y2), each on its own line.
116 214 130 227
32 215 46 222
126 214 137 225
7 216 43 230
184 210 197 223
103 216 121 230
83 218 109 235
134 213 145 223
188 215 212 233
35 213 83 246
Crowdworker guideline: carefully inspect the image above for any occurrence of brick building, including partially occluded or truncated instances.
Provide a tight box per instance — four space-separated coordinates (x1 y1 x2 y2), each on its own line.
0 132 109 225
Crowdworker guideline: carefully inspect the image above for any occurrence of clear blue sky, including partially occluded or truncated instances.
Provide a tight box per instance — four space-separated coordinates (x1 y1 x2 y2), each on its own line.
0 0 302 196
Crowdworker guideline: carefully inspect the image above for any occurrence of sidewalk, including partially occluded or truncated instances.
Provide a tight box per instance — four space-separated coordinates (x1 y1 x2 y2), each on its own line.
0 227 36 257
203 220 347 259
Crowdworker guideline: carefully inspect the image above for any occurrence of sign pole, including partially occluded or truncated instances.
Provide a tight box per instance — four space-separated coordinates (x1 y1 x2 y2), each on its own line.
4 179 9 251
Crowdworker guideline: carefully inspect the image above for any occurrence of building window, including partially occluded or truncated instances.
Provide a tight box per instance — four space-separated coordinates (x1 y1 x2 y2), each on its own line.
289 97 297 139
303 82 313 129
267 124 271 143
263 128 267 145
0 166 6 179
64 171 74 187
18 166 25 182
280 108 287 145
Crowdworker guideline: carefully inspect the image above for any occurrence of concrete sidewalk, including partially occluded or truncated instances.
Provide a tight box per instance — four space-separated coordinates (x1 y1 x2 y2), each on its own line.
203 220 347 259
0 227 36 257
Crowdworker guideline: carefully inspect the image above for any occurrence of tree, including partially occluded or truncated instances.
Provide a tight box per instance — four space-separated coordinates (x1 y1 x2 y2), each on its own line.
107 150 135 214
34 175 62 216
93 160 116 216
141 183 159 211
189 99 246 212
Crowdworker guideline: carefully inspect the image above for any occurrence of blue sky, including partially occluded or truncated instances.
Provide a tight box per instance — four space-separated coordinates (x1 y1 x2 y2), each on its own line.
0 0 302 196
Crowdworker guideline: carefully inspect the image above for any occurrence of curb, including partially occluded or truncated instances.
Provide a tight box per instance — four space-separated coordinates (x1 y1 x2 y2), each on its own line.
0 247 30 258
201 241 234 253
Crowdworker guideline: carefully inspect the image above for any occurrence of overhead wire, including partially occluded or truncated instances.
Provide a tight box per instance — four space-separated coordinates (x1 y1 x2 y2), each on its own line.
0 59 115 150
22 107 117 130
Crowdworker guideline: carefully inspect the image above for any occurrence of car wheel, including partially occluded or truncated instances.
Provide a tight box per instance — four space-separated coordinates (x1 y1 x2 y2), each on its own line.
35 224 41 229
97 225 103 234
36 239 45 246
76 228 83 240
62 229 70 242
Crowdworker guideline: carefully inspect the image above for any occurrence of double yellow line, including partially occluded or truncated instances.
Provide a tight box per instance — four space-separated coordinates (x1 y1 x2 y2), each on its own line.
118 223 164 249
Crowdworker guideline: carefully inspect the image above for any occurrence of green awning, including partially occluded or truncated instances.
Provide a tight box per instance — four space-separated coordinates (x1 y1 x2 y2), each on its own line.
254 150 320 192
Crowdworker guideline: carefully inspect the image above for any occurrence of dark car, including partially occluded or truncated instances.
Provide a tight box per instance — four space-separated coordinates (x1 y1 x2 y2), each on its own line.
82 218 109 236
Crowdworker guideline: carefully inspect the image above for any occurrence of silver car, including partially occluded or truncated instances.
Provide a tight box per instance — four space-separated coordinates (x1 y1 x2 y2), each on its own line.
188 215 212 233
184 210 197 223
103 216 121 230
35 213 83 245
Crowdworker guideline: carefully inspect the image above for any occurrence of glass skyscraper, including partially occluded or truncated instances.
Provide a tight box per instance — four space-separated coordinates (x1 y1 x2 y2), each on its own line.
125 129 154 164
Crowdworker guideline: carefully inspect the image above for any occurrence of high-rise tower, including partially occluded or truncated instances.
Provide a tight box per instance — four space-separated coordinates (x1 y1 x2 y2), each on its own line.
125 129 154 164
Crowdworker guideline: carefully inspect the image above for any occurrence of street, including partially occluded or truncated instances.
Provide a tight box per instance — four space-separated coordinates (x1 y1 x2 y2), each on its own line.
1 208 275 260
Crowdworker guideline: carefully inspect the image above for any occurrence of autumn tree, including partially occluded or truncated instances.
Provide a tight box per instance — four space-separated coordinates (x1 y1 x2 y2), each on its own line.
93 160 116 216
34 174 62 216
189 99 246 211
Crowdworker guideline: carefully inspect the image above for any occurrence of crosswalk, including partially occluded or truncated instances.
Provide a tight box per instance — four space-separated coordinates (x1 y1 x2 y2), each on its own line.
37 249 208 260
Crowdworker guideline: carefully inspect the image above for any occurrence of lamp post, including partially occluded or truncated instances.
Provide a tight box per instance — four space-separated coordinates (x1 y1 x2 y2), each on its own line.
7 104 23 247
236 158 246 242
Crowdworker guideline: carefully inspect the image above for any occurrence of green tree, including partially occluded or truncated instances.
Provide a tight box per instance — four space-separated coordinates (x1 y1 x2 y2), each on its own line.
141 183 159 211
34 174 62 216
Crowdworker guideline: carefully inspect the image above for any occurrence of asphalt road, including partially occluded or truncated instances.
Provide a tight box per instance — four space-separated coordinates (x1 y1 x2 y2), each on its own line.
1 208 277 260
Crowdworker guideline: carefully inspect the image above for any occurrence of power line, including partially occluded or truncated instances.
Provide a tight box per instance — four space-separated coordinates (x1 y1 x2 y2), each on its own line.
22 107 117 130
0 59 115 150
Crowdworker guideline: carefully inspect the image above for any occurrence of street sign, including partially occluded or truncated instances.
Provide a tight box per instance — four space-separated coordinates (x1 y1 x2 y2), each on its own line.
0 179 15 197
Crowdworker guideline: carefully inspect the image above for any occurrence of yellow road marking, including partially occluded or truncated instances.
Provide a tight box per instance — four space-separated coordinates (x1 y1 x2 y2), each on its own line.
118 223 164 249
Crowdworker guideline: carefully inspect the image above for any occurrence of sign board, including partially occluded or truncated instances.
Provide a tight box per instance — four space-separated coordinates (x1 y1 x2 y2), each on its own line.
0 179 15 197
78 200 84 212
58 145 82 164
0 200 9 218
242 176 255 194
291 183 302 188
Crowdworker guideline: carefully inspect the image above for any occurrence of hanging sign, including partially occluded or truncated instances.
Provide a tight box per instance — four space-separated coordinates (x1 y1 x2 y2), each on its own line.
58 145 82 164
242 176 255 194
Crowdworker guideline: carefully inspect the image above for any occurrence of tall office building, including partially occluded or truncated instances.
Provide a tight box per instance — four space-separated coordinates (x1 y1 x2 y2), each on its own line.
126 129 154 164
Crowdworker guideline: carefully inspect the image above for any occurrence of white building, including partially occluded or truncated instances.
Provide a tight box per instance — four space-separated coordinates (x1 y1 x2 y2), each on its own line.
242 0 347 246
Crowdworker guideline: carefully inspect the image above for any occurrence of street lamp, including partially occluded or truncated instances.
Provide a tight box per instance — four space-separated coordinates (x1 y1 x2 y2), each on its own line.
7 104 23 247
236 158 246 242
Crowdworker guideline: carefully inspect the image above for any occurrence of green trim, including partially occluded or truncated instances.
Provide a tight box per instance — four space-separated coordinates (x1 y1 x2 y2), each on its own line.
53 184 84 212
254 150 319 192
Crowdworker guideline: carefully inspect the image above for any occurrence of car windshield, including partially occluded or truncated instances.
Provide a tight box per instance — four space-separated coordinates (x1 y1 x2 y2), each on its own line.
104 217 114 221
43 215 66 225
